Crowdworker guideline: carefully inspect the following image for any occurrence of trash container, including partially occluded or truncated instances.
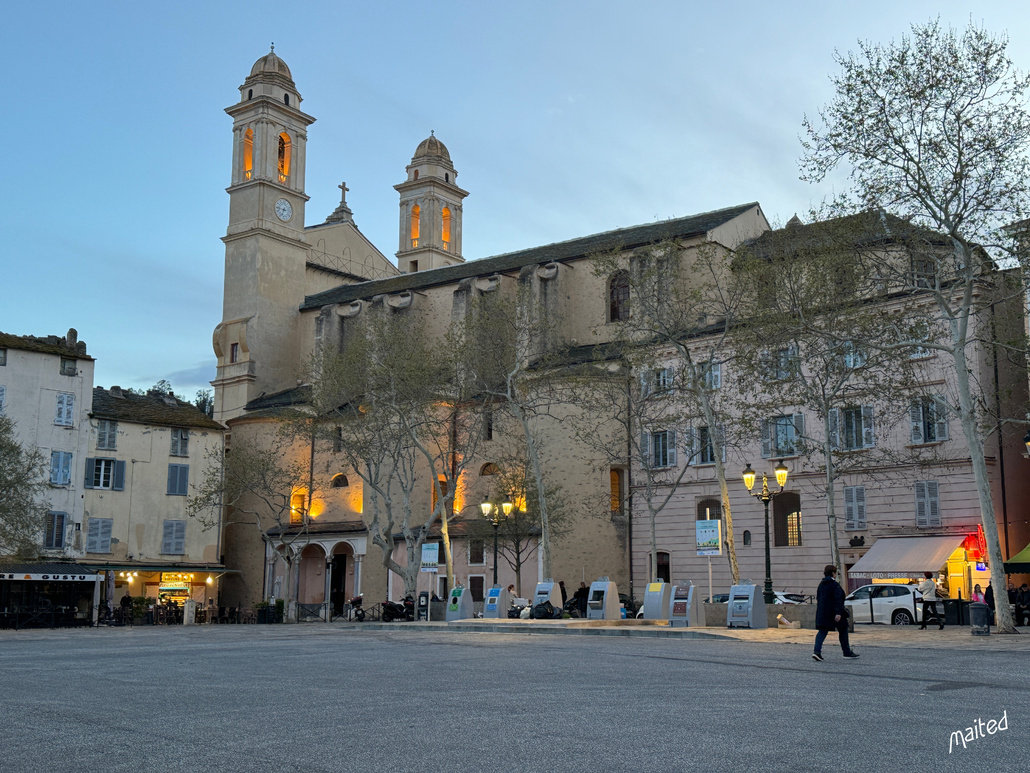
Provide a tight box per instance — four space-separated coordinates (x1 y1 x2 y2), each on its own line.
943 599 970 626
969 601 991 636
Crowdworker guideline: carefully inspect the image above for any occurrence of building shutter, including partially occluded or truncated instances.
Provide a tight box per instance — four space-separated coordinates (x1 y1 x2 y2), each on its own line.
926 481 940 527
862 405 875 447
173 520 186 554
845 486 866 529
113 460 126 491
84 458 96 489
640 431 650 467
162 520 175 553
708 362 721 389
666 430 677 467
0 385 5 414
684 427 697 466
915 481 929 527
86 519 100 552
760 419 771 458
934 396 948 441
910 403 924 444
167 465 188 495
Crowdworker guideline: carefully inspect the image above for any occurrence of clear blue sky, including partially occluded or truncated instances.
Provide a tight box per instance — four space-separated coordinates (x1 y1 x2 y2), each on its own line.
4 2 1027 398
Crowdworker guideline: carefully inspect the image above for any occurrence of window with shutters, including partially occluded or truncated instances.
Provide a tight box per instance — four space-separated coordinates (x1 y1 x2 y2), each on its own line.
0 384 5 415
842 341 866 369
686 425 722 465
170 428 189 457
609 271 630 322
55 392 75 426
645 430 676 469
60 357 77 376
831 406 875 451
914 481 941 528
44 512 66 549
84 458 125 491
468 539 485 565
910 397 948 444
912 257 937 289
762 414 804 458
167 464 189 496
763 347 798 380
844 486 866 530
50 451 72 485
161 520 186 554
702 362 721 390
96 420 117 450
773 492 802 547
86 518 113 553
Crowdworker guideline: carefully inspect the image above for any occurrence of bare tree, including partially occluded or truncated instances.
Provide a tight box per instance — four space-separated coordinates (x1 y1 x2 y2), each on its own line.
0 416 49 559
801 19 1030 632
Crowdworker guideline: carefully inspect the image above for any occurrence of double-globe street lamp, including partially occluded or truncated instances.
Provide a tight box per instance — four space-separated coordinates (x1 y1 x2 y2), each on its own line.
742 461 789 605
479 501 513 586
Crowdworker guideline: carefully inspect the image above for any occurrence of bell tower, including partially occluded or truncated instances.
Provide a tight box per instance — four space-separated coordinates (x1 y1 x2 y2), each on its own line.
395 132 469 273
213 48 317 423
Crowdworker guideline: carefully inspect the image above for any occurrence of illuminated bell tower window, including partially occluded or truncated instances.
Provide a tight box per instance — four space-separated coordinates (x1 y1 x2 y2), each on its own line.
441 207 451 250
290 490 306 525
410 204 420 248
243 129 253 180
278 133 292 183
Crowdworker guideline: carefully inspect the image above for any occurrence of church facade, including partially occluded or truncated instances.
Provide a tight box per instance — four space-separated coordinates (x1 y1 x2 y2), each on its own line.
211 50 1030 615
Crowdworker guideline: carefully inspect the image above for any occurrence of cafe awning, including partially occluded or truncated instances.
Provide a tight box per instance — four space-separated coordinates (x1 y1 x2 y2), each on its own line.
849 536 966 579
1003 542 1030 573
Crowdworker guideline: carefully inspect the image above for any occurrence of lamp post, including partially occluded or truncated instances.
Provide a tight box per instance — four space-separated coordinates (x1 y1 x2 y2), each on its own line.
480 501 513 586
742 462 789 605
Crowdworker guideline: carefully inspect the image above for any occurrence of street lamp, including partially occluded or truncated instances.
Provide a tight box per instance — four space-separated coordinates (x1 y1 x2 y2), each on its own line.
1023 430 1030 456
480 501 513 586
742 461 789 605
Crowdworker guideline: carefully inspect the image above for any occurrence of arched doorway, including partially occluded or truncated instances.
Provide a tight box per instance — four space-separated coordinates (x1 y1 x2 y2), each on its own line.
298 544 327 604
329 542 355 616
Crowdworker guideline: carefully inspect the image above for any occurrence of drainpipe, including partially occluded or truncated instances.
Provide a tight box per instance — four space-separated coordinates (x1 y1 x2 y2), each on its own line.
626 372 634 600
989 302 1011 556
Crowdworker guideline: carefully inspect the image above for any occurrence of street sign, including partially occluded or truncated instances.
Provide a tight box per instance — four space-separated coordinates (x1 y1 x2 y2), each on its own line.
420 543 439 573
696 519 722 556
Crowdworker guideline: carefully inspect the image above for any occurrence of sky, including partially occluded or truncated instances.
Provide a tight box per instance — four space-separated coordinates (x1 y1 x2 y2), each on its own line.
4 1 1029 399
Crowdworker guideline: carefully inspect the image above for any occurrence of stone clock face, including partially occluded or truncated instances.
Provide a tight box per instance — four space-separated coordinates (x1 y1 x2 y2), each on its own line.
274 198 293 221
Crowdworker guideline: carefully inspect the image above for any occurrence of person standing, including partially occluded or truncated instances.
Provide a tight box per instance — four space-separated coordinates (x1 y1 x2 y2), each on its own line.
918 571 944 630
984 582 996 625
970 584 985 603
1015 583 1030 626
813 564 858 661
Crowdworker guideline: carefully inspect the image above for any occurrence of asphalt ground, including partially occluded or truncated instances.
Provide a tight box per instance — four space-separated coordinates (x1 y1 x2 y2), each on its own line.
0 623 1027 773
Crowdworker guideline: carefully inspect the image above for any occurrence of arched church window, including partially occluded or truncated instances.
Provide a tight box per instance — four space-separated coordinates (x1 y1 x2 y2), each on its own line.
243 129 253 181
441 207 451 250
331 474 349 488
290 489 306 525
247 88 253 100
445 173 450 183
410 204 420 248
609 271 630 322
413 170 419 180
278 132 292 183
284 93 290 106
479 463 499 476
743 530 752 546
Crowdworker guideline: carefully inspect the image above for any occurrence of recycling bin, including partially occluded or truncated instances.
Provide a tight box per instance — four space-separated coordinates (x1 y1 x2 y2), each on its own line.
641 581 671 621
969 601 991 636
668 582 700 627
586 577 619 620
726 584 766 629
533 580 562 610
482 585 510 619
417 591 430 621
446 587 474 621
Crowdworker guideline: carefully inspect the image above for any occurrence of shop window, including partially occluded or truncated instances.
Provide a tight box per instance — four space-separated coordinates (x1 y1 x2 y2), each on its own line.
773 493 802 547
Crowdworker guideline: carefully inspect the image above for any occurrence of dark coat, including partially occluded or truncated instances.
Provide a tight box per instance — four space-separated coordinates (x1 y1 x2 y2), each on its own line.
815 575 847 631
985 584 995 610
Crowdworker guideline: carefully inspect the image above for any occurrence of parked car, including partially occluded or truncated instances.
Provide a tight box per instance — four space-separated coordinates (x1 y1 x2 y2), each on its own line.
773 592 806 605
845 583 923 625
703 594 730 604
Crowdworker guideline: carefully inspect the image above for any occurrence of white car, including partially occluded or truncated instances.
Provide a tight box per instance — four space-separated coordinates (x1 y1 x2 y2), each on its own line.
845 584 924 625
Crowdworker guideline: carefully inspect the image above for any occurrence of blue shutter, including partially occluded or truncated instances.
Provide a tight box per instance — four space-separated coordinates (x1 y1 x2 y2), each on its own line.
113 460 126 491
99 518 113 552
86 519 100 552
862 405 875 448
50 452 62 484
162 520 174 553
173 520 186 554
667 430 677 467
84 458 96 488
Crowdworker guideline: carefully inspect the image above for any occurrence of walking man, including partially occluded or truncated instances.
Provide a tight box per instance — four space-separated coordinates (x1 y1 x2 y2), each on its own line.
917 571 944 630
813 564 858 661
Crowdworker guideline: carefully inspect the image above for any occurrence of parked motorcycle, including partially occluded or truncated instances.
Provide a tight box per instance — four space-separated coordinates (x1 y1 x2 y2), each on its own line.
346 594 366 622
382 595 415 622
